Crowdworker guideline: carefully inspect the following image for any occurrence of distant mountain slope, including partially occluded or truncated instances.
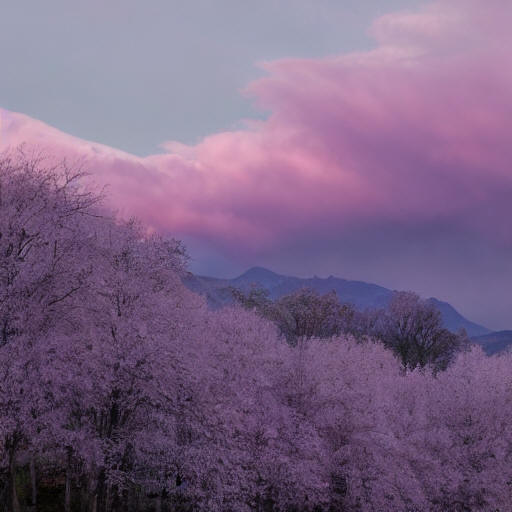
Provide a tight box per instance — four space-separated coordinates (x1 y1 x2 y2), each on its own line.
184 266 490 337
427 298 490 337
472 331 512 355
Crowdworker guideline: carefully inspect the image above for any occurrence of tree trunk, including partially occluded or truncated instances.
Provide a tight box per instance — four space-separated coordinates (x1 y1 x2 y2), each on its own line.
80 480 88 512
96 470 106 512
30 455 37 510
91 494 98 512
105 483 111 512
65 447 73 512
86 473 98 512
155 493 162 512
9 451 21 512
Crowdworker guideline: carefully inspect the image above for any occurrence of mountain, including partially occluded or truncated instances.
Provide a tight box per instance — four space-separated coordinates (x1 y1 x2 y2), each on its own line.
427 298 490 337
472 331 512 355
184 266 491 337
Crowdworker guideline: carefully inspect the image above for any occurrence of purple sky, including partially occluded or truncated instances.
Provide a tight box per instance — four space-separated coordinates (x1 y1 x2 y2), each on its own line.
1 0 511 330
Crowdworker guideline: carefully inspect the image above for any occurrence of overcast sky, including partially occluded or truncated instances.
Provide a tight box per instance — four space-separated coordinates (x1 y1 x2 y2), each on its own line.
1 0 511 330
1 0 421 155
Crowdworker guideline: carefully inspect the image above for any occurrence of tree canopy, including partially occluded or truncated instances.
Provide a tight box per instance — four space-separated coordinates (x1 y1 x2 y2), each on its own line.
1 153 511 512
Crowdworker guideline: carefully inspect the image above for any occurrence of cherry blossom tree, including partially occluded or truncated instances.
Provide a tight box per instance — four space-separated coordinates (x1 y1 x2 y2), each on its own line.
0 152 102 511
3 152 512 512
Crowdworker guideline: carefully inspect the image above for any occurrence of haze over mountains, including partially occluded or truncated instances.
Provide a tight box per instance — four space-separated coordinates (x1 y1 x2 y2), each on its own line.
185 267 491 337
471 331 512 356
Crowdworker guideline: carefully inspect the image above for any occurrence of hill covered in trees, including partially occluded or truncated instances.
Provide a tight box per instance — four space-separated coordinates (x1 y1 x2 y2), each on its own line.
2 153 512 512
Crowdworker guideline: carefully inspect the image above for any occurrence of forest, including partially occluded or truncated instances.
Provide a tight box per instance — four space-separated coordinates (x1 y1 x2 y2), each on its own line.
1 153 511 512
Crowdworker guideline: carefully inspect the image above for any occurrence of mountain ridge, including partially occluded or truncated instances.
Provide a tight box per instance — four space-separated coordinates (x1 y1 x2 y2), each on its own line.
184 266 491 337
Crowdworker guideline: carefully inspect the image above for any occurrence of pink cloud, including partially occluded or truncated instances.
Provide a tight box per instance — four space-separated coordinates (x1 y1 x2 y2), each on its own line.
1 0 512 261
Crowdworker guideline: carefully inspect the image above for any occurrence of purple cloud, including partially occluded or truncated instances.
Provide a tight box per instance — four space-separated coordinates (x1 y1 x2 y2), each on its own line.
1 0 511 328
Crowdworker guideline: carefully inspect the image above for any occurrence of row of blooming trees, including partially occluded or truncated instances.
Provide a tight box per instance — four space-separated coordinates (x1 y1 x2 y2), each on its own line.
233 287 468 371
1 153 512 511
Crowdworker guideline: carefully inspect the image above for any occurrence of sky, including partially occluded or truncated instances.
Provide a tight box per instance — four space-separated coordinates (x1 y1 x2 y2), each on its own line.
1 0 511 330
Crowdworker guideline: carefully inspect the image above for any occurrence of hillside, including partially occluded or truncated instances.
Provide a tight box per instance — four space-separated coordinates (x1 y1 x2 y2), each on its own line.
472 330 512 355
